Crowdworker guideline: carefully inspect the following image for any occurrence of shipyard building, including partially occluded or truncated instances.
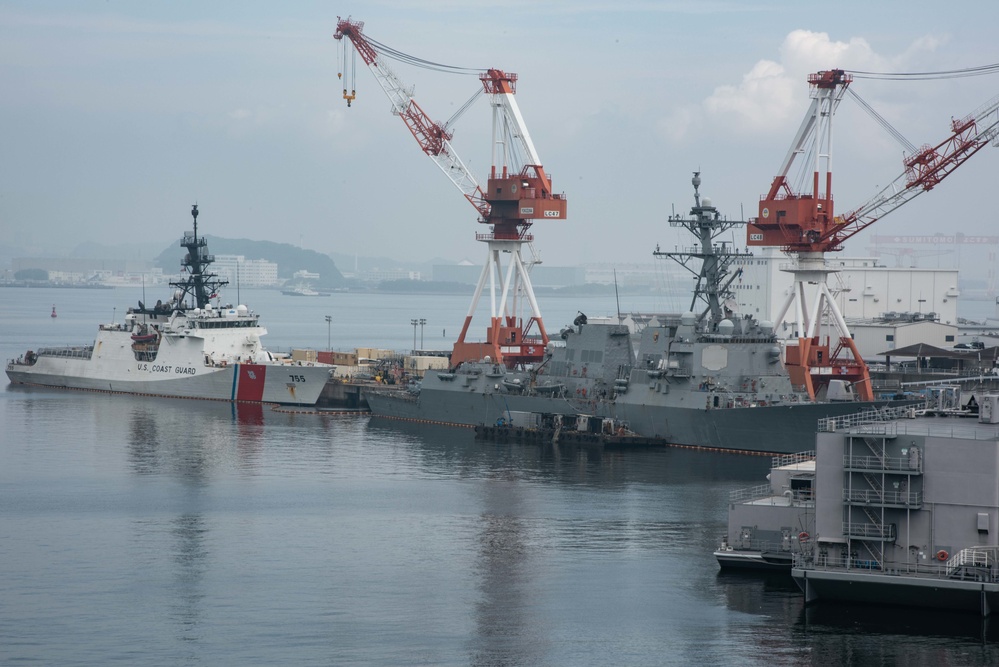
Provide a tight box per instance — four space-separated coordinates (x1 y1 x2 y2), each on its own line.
732 249 961 359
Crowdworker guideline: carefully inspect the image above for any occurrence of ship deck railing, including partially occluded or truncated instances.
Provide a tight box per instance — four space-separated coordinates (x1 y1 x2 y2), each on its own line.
795 547 999 582
728 483 814 506
772 451 816 469
817 403 999 440
726 538 797 554
842 488 922 505
35 346 95 360
946 546 999 572
843 454 923 472
728 483 772 503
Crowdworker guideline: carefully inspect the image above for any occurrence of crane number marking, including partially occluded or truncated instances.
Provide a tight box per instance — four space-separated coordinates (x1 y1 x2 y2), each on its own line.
543 211 560 217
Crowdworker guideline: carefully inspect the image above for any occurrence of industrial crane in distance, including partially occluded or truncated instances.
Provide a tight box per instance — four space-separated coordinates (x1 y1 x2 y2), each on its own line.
333 17 567 368
747 69 999 401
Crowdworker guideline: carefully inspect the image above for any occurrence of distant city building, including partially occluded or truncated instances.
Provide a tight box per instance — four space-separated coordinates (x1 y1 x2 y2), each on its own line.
11 257 166 285
13 257 151 275
213 255 278 287
292 269 321 282
357 268 422 283
581 263 681 288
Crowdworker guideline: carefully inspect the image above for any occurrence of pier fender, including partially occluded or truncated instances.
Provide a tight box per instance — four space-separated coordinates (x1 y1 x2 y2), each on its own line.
936 550 949 562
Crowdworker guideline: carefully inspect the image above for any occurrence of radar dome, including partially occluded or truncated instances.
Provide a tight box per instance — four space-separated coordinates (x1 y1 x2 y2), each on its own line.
759 320 774 335
236 305 249 315
702 196 712 208
680 312 696 326
717 319 735 335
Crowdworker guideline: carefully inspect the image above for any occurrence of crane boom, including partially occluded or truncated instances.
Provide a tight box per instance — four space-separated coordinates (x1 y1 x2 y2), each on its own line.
334 18 489 216
826 93 999 248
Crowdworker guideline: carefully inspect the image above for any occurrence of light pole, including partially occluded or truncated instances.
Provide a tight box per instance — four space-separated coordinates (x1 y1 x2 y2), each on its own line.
419 318 426 349
411 318 418 352
325 315 332 351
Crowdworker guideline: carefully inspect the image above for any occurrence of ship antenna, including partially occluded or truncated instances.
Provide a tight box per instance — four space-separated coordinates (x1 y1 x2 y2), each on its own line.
613 268 622 323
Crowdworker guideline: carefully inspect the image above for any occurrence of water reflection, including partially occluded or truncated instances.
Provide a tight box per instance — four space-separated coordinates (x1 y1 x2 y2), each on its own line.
364 418 770 487
128 408 160 475
799 601 998 645
716 569 803 618
170 513 209 646
121 398 269 478
715 569 999 663
470 476 544 666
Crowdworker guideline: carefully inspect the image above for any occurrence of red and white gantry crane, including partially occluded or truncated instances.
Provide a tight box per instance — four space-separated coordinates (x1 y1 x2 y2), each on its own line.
747 68 999 401
334 17 567 368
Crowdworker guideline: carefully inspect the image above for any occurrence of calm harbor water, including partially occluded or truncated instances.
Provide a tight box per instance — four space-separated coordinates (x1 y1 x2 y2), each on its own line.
2 287 999 665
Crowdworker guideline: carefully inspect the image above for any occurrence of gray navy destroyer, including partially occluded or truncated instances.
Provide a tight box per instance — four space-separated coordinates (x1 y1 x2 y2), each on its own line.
365 174 902 454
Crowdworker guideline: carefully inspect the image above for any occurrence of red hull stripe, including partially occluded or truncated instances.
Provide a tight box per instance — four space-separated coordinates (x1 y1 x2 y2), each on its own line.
235 364 267 402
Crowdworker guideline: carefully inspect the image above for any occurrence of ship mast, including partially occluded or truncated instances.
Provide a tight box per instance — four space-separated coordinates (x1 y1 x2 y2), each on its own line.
655 173 753 331
170 204 228 310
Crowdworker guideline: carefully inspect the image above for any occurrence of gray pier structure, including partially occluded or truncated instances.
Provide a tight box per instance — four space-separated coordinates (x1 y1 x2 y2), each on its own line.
792 403 999 616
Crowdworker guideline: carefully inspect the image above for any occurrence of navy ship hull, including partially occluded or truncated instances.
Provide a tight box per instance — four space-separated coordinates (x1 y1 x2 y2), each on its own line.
363 377 901 455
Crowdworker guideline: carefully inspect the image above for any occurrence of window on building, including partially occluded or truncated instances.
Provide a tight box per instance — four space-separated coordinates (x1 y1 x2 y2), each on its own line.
945 335 955 342
886 335 894 342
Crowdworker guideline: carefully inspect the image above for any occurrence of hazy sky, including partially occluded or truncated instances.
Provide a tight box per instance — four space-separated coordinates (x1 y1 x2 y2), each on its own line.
3 1 999 269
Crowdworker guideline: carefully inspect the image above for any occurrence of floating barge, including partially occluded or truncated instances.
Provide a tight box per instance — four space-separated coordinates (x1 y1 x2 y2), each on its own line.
474 412 664 448
790 401 999 616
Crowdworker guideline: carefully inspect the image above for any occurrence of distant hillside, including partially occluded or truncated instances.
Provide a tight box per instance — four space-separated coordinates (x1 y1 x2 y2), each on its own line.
154 236 345 287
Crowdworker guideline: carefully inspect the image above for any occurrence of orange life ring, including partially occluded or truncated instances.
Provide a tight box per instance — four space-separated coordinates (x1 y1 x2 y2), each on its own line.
936 550 949 562
798 531 809 541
